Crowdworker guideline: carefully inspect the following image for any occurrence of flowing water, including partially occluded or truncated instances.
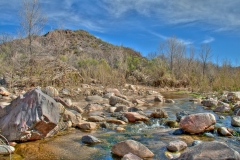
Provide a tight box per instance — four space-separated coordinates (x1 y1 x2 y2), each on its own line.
9 92 240 160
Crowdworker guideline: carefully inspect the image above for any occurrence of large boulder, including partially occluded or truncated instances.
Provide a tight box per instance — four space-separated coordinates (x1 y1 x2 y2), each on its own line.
201 99 218 107
111 140 154 158
179 113 216 134
0 88 61 141
124 112 149 122
175 142 240 160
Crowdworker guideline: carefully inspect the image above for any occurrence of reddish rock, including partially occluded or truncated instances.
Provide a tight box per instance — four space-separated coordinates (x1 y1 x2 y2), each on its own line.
0 88 60 141
106 118 126 125
179 113 216 134
124 112 149 122
111 140 154 158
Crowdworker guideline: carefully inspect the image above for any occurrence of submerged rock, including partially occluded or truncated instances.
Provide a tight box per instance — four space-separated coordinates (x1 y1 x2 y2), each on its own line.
122 152 143 160
179 113 216 134
111 140 154 158
175 141 240 160
167 140 187 152
0 88 61 141
82 135 101 144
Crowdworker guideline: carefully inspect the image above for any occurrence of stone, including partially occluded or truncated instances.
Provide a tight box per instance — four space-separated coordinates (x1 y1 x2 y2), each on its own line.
203 132 214 138
213 106 231 112
150 109 168 118
115 106 128 112
231 116 240 127
172 129 184 135
165 99 175 103
82 135 101 144
176 111 189 122
105 88 121 96
201 99 218 107
77 122 97 130
63 109 82 126
103 92 114 99
122 153 143 160
179 113 216 134
175 142 240 160
0 88 60 141
61 88 71 96
42 86 59 97
106 118 126 125
85 95 103 102
116 127 125 132
108 107 116 113
124 112 149 122
88 116 105 122
0 87 10 96
111 140 154 158
165 120 179 128
84 103 103 112
64 98 72 106
217 127 233 136
154 95 164 102
109 96 133 107
0 145 15 155
167 140 187 152
192 140 202 146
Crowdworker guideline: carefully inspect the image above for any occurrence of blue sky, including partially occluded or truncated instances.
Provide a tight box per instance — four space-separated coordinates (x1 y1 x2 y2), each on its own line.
1 0 240 65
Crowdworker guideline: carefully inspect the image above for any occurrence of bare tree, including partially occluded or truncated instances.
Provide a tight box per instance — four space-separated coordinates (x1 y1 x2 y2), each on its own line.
19 0 47 56
199 44 212 78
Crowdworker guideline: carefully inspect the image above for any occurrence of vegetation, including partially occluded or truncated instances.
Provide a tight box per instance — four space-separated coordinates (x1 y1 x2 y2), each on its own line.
0 0 240 92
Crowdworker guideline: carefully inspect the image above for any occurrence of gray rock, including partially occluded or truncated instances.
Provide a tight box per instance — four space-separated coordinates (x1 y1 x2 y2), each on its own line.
192 140 202 146
201 99 218 107
85 95 103 102
0 145 15 155
231 116 240 127
175 141 240 160
82 135 101 144
122 152 143 160
167 140 187 152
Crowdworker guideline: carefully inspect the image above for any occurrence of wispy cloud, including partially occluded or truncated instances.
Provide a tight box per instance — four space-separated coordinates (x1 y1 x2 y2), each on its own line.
202 36 215 43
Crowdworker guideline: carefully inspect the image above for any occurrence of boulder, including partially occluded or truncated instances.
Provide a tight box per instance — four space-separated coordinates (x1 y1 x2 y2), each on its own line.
165 99 175 103
167 140 187 152
109 96 133 107
63 109 82 126
84 103 103 112
154 95 164 102
122 153 143 160
0 88 60 141
150 109 168 118
77 122 97 130
231 116 240 127
213 106 231 113
124 112 149 122
42 86 59 97
0 87 10 96
175 142 240 160
0 145 15 155
179 113 216 134
106 118 126 125
111 140 154 158
201 99 218 107
217 127 233 136
85 95 103 102
82 135 101 144
176 111 189 122
88 116 105 122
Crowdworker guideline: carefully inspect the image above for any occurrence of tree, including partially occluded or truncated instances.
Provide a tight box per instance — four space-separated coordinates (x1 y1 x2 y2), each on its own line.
199 44 212 78
19 0 47 56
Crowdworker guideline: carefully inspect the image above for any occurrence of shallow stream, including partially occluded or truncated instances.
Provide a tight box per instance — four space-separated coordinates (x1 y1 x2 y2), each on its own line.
8 92 240 160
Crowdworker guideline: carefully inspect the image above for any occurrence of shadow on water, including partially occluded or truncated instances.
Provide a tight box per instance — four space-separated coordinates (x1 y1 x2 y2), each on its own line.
13 93 240 160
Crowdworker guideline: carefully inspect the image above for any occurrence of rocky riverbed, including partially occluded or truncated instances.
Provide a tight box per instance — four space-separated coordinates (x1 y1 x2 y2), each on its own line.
1 85 240 159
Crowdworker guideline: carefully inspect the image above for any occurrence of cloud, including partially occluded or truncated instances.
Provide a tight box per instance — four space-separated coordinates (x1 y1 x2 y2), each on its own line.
202 36 215 43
